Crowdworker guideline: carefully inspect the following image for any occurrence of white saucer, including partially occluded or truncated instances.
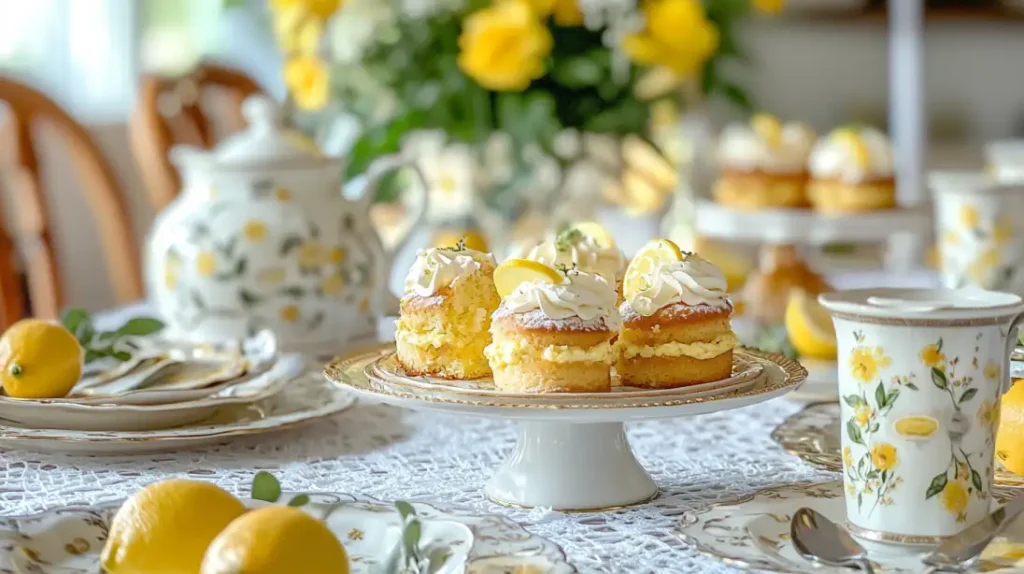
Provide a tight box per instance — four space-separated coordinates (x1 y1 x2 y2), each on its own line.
676 481 1024 573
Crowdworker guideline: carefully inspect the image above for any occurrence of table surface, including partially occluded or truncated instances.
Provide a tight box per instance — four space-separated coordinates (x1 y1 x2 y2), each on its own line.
0 304 836 574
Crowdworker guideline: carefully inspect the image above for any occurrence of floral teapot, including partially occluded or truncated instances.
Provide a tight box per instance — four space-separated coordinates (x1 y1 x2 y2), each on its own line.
145 95 427 354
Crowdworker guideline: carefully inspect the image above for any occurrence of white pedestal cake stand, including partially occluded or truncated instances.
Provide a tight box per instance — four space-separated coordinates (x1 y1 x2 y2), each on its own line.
325 345 806 511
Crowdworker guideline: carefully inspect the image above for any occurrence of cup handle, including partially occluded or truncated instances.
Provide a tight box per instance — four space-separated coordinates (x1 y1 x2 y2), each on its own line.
359 153 430 259
1004 312 1024 394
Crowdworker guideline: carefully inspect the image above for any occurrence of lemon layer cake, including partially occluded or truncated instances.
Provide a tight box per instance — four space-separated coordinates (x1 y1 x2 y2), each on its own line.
712 114 815 210
807 126 895 213
618 240 737 388
485 261 620 393
395 244 499 379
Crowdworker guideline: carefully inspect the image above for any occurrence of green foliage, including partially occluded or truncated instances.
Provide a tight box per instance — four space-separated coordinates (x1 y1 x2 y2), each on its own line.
60 308 164 364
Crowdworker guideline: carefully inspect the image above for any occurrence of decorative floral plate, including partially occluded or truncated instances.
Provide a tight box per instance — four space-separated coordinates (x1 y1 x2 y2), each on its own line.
675 481 1022 573
772 402 1024 487
0 371 355 455
0 493 575 573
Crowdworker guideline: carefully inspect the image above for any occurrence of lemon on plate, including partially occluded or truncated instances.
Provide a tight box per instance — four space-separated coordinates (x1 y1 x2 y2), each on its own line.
622 239 684 302
0 319 83 399
493 259 564 299
102 479 247 574
784 289 836 360
201 505 349 574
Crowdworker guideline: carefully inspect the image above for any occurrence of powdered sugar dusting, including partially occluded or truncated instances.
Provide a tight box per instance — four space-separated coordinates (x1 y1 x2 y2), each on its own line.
493 305 613 333
620 299 733 324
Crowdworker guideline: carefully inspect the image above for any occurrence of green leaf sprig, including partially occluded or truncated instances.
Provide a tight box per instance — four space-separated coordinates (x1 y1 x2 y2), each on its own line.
250 472 450 574
60 308 164 364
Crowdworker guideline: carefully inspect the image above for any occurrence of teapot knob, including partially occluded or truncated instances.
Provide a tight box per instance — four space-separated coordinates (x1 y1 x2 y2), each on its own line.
242 95 283 129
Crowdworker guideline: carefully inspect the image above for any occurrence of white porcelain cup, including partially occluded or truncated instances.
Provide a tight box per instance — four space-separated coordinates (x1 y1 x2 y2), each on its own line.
820 287 1024 545
930 172 1024 295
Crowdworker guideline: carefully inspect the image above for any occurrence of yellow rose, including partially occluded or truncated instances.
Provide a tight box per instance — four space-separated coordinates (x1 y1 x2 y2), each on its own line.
284 55 330 111
623 0 718 77
270 0 341 20
458 0 553 92
919 344 945 368
942 480 969 520
753 0 784 14
552 0 584 26
849 346 892 384
960 204 980 230
870 442 898 471
273 7 325 55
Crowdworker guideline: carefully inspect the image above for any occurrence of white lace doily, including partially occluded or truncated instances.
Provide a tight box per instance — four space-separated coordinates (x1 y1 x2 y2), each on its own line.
0 306 836 573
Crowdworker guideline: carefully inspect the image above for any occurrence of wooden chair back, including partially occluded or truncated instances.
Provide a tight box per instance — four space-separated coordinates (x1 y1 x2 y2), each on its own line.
130 63 262 210
0 78 141 326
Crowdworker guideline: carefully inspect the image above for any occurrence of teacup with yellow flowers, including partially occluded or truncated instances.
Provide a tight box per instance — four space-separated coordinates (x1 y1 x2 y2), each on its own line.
930 172 1024 295
820 287 1024 545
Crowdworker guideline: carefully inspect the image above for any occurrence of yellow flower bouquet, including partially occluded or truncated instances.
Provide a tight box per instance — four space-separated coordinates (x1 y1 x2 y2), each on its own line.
263 0 771 214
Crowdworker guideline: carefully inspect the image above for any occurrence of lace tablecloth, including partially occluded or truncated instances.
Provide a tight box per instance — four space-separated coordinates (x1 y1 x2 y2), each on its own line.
0 305 836 573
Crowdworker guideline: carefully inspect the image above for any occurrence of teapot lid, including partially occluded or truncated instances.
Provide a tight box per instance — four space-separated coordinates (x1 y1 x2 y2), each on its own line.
209 95 331 169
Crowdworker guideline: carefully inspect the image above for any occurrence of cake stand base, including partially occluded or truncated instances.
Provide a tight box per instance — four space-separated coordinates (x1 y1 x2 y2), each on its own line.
484 421 658 511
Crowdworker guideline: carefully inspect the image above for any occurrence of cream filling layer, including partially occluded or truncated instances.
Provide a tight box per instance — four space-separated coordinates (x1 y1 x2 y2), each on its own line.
620 333 737 360
485 339 614 367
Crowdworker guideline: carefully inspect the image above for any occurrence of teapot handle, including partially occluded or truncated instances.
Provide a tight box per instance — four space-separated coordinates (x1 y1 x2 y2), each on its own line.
359 153 430 259
1004 312 1024 394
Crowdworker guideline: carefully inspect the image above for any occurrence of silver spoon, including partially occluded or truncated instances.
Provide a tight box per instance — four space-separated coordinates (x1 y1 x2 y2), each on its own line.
791 507 876 573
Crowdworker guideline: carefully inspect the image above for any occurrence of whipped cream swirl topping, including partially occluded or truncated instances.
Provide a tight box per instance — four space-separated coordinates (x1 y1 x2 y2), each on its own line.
717 121 815 174
404 247 494 297
628 255 730 317
524 235 626 284
808 126 894 183
505 270 621 330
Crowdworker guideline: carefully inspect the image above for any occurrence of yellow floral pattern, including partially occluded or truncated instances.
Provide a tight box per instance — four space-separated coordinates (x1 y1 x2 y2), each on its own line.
920 337 987 518
848 333 892 384
196 251 217 277
944 199 1017 290
843 331 916 516
243 221 269 242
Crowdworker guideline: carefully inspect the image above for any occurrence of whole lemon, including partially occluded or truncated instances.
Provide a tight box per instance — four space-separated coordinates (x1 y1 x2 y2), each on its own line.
0 319 82 398
102 479 247 574
997 379 1024 475
201 505 349 574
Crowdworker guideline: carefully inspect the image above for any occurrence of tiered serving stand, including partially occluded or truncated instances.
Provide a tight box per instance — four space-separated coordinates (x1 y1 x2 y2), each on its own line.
326 344 807 511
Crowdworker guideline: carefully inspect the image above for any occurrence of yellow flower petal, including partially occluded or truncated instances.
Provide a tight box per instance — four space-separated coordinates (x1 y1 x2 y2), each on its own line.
458 0 553 92
284 55 330 111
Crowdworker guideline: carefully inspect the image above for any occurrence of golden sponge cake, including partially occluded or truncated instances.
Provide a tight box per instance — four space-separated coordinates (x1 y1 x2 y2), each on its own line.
395 244 499 379
485 261 619 393
807 126 896 213
617 240 737 388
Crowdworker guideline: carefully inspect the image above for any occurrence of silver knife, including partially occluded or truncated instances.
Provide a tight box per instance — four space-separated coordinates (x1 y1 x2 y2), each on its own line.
922 495 1024 572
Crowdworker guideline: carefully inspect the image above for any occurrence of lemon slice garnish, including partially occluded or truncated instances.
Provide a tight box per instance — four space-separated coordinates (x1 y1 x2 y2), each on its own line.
623 239 684 302
784 288 837 360
894 415 939 438
569 221 616 249
751 113 783 148
833 128 871 170
493 259 563 299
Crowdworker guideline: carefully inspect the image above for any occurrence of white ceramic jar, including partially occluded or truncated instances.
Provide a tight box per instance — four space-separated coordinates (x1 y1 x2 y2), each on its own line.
146 95 426 354
820 287 1024 545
